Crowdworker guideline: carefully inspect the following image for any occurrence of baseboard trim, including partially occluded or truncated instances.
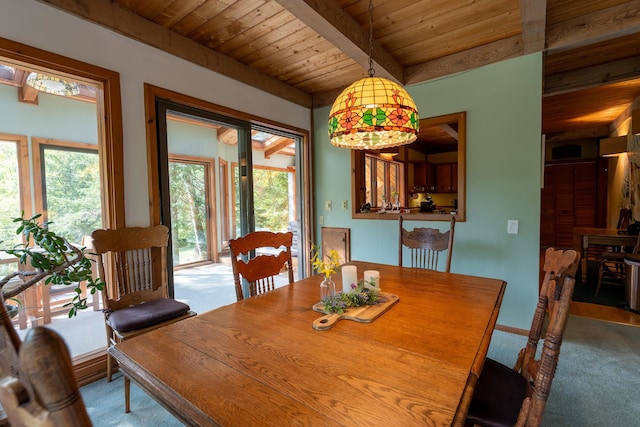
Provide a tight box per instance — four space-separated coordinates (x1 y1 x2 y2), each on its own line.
495 323 528 336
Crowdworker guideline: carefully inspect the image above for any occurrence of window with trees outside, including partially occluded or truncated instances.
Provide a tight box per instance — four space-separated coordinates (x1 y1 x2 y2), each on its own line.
0 139 24 277
233 165 294 235
365 154 403 208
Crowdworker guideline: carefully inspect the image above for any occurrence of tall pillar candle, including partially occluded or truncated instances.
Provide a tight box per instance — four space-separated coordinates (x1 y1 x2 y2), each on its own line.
341 265 358 293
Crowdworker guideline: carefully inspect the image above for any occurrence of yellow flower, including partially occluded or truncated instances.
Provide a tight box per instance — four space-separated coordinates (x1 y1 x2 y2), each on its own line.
311 245 342 278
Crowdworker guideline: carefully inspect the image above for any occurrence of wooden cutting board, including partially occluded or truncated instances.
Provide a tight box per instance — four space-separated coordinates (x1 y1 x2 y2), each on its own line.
312 292 399 331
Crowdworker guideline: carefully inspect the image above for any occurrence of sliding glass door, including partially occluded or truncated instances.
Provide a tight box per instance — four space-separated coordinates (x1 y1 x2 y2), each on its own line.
155 98 307 313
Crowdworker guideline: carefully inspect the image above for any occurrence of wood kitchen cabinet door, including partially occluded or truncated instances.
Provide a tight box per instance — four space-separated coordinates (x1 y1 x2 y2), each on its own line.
435 163 455 193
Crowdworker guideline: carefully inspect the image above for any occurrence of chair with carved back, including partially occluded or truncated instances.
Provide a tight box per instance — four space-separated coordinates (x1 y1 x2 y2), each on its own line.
398 216 456 272
0 302 91 426
229 231 294 301
91 225 195 413
465 247 580 427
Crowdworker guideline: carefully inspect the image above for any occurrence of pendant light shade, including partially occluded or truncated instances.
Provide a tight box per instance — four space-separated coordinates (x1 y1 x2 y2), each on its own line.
26 73 80 97
328 76 419 149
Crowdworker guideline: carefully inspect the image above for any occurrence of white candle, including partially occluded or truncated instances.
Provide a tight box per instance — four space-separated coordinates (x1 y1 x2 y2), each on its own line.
363 270 380 290
341 265 358 293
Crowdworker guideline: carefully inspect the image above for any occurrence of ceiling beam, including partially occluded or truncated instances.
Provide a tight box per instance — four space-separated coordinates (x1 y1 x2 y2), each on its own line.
545 56 640 95
519 0 546 54
404 35 523 86
544 126 611 143
438 124 458 141
546 0 640 55
264 138 294 158
36 0 312 108
274 0 404 85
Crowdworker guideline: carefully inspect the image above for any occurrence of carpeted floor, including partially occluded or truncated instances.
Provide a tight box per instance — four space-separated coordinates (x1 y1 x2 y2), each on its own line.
488 315 640 426
80 315 640 426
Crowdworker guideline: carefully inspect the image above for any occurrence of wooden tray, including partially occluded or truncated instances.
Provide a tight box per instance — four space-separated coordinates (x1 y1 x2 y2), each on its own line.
312 292 399 331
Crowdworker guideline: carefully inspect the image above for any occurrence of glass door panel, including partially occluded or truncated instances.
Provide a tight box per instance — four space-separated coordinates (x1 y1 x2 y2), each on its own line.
169 160 210 266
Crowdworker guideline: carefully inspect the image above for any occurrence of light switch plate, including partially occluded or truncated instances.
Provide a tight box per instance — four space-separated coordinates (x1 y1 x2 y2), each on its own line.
507 219 519 234
325 200 332 211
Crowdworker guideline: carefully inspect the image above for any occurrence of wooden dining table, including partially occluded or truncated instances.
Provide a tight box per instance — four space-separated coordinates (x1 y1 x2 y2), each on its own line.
109 260 506 426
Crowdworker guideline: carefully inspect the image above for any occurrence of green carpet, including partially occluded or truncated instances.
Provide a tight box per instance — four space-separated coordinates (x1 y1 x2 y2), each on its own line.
488 316 640 426
80 316 639 426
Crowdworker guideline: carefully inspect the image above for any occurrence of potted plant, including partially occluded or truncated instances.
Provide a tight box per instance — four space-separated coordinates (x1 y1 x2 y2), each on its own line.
0 213 104 323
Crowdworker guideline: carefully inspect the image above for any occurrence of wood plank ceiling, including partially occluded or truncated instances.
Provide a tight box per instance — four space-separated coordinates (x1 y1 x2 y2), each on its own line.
37 0 640 143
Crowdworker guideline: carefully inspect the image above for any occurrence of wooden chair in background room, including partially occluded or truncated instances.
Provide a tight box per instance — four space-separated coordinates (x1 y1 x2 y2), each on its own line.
596 232 640 296
398 216 456 272
0 303 91 426
617 208 631 232
91 225 195 413
229 231 294 301
465 247 580 427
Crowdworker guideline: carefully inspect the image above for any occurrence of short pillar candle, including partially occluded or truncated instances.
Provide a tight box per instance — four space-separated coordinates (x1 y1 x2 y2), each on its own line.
363 270 380 290
341 265 358 293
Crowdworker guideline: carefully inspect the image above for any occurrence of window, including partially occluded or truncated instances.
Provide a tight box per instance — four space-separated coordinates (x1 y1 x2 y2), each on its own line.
365 154 403 207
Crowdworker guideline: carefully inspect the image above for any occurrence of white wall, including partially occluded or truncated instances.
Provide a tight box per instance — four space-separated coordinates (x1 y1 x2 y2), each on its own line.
1 0 310 226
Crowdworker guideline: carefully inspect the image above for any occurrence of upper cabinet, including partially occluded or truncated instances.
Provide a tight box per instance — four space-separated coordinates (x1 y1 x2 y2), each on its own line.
351 112 466 222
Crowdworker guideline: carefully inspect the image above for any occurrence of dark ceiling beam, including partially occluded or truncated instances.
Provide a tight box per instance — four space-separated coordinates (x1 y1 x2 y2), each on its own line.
545 56 640 95
273 0 404 85
546 0 640 55
36 0 312 108
519 0 546 54
544 126 611 143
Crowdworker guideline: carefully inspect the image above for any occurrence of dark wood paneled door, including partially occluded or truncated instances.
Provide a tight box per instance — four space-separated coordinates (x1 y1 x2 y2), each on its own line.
541 160 605 248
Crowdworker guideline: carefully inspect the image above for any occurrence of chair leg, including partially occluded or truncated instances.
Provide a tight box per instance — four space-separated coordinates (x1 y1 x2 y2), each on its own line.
125 376 131 413
596 261 604 296
106 352 113 382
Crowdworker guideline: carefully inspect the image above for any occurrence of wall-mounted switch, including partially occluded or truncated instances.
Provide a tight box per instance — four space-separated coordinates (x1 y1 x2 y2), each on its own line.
319 215 324 225
507 219 519 234
325 200 332 211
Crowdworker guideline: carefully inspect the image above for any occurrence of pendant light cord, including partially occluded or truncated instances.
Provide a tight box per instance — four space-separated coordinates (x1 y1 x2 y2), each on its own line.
367 0 375 77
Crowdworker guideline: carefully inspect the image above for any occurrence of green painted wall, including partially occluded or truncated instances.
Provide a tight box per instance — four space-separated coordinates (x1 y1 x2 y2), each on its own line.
313 54 543 329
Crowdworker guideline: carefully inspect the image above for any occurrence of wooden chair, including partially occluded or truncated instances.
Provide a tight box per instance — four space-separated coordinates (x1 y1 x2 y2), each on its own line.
398 216 455 272
465 247 580 427
596 233 640 296
91 225 195 413
229 231 294 301
0 303 92 426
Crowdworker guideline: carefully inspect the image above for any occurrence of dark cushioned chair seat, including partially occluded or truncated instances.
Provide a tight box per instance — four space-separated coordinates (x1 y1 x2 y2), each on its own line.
106 299 190 332
466 358 530 427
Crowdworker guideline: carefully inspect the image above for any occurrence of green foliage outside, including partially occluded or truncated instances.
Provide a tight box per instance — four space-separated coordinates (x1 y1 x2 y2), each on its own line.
42 148 102 243
234 166 291 235
169 162 207 265
0 143 21 277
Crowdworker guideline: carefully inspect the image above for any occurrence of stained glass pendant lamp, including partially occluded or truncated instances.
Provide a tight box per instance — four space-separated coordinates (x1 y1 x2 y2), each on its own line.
26 73 80 97
328 1 419 150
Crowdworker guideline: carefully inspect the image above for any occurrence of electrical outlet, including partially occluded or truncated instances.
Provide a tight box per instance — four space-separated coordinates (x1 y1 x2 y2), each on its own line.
507 219 519 234
325 200 332 211
342 200 348 209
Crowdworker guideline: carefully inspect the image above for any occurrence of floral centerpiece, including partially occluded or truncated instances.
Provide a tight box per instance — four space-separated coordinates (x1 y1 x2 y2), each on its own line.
311 245 341 298
321 277 382 314
311 245 341 278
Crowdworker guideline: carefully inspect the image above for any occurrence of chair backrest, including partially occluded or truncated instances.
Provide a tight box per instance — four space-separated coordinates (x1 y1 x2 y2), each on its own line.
513 247 579 426
91 225 169 310
398 216 455 272
229 231 294 301
617 208 631 231
0 304 91 427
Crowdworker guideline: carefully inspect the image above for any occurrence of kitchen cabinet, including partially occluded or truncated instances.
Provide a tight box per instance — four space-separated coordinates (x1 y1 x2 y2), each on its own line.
413 162 435 192
435 163 457 193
